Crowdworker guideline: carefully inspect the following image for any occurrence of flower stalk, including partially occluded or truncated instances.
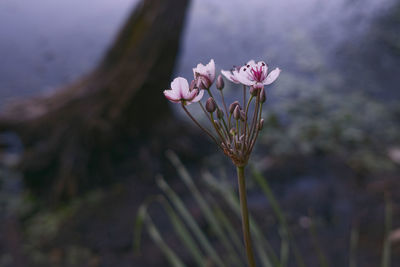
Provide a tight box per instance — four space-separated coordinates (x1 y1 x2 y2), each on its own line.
237 166 256 267
164 59 281 267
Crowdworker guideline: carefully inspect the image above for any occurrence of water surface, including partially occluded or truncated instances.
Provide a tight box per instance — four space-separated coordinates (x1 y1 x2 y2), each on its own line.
0 0 397 105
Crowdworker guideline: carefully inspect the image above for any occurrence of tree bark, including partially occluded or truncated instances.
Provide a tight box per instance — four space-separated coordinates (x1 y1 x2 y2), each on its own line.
0 0 191 200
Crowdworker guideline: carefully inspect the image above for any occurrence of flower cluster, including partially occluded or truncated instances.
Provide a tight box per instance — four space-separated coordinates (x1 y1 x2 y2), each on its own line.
163 59 280 167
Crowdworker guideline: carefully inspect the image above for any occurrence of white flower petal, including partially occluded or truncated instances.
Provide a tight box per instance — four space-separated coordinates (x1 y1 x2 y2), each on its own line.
246 60 256 67
193 59 216 84
236 68 255 86
171 77 189 98
206 59 215 82
263 68 281 85
221 69 240 84
163 89 180 102
183 87 198 100
189 89 204 104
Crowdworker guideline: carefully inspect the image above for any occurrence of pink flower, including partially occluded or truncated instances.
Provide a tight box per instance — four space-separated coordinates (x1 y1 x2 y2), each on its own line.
221 66 241 84
229 60 281 88
193 59 216 88
164 77 204 105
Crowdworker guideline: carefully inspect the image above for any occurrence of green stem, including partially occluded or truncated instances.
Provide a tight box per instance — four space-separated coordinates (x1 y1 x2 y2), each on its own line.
236 166 256 267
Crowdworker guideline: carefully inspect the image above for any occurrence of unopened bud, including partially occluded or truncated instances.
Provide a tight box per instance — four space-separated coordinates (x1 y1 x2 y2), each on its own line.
240 110 246 121
216 74 224 90
260 88 266 103
217 108 224 119
233 106 241 120
259 119 264 130
206 97 217 113
229 101 240 114
249 87 258 96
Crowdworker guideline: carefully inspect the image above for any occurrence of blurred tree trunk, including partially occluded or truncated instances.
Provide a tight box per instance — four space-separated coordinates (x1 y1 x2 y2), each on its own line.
0 0 191 199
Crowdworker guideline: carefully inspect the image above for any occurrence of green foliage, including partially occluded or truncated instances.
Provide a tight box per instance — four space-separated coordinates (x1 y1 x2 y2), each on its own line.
14 189 105 266
260 86 399 173
135 152 394 267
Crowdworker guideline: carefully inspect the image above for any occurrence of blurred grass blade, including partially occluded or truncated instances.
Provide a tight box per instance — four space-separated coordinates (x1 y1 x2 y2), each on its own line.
207 194 246 259
309 215 330 267
203 171 279 267
159 196 206 267
252 169 306 267
156 175 226 267
279 227 289 267
381 197 392 267
349 226 359 267
134 196 161 253
166 150 244 266
134 203 148 253
145 214 186 267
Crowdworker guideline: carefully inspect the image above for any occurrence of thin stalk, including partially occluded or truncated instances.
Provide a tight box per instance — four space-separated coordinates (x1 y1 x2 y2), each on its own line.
219 89 229 121
236 119 240 137
211 113 228 147
207 88 215 99
247 103 263 155
236 166 256 267
244 95 255 146
243 85 247 109
220 117 232 142
199 102 214 124
247 95 260 147
203 171 279 267
181 103 222 149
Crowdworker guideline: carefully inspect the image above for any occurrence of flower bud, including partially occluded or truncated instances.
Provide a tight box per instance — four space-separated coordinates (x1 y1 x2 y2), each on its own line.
260 88 266 103
205 97 217 113
229 101 240 114
240 110 246 121
216 74 224 90
249 87 258 96
259 118 264 130
217 108 224 119
233 106 241 120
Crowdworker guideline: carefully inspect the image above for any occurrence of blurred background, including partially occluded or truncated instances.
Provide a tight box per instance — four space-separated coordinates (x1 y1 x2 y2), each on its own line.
0 0 399 266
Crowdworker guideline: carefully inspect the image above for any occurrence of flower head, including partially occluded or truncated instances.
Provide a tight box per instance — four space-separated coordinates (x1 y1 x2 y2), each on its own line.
163 77 204 105
221 66 241 84
193 59 216 88
229 60 281 88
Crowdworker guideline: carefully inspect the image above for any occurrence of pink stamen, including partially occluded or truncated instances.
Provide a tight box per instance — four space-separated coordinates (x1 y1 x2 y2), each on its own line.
250 66 263 82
